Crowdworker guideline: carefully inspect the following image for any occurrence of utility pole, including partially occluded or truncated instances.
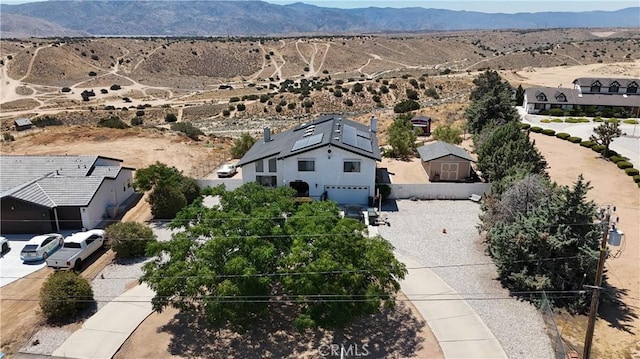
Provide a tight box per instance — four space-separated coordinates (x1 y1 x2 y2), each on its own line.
583 205 614 359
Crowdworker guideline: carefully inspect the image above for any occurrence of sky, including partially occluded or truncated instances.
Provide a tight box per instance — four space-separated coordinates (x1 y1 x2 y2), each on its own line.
0 0 637 14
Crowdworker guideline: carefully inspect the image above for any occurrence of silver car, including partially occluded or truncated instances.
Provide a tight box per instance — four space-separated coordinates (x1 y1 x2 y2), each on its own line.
0 236 9 253
20 233 64 262
216 163 237 178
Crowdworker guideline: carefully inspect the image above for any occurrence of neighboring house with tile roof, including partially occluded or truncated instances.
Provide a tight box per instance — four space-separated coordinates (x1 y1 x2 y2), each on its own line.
0 155 135 234
417 141 475 182
523 77 640 115
237 115 381 205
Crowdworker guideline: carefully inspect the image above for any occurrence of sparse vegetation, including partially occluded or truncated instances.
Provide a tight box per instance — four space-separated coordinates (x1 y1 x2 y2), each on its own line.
40 271 94 322
171 122 203 140
98 116 129 129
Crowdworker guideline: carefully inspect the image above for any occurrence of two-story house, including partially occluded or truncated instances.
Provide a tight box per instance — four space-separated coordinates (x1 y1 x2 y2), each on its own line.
523 77 640 115
237 115 381 205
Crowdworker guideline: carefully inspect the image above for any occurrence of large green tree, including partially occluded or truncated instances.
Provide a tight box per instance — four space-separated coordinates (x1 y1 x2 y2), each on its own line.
465 70 518 134
485 176 601 311
476 121 547 189
133 162 200 219
140 183 406 330
387 116 419 160
432 124 463 145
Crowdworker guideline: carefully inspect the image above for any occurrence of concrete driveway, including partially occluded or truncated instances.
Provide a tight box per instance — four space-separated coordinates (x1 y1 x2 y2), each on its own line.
0 236 46 287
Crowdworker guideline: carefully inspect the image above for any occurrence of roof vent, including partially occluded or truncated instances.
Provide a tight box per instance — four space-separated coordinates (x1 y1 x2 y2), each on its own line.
334 137 340 141
335 129 341 133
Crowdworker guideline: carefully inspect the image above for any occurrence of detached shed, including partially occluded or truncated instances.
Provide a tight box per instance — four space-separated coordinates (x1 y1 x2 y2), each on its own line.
410 116 432 136
14 118 32 131
418 141 475 182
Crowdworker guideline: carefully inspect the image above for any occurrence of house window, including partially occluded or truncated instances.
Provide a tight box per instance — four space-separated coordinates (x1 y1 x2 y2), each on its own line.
536 93 547 101
255 160 264 173
343 161 361 173
555 93 566 102
627 83 638 94
298 160 315 172
268 158 277 173
534 103 545 110
256 175 277 187
609 82 619 93
590 81 601 93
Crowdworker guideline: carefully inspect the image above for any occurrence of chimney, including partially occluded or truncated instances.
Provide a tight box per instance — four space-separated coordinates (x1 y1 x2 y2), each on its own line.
370 116 378 133
264 127 271 143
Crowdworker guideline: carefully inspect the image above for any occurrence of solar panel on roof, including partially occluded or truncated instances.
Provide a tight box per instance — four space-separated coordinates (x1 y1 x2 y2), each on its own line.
357 137 373 152
356 130 371 139
342 125 358 147
291 133 323 151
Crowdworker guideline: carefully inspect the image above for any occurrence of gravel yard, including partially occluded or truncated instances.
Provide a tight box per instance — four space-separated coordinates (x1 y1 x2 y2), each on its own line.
378 199 555 359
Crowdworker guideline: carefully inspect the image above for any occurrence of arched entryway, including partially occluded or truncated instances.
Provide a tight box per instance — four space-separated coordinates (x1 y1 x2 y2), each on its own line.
289 181 310 197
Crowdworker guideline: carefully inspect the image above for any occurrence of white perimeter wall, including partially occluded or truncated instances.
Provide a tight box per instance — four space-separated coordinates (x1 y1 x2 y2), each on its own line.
388 183 491 200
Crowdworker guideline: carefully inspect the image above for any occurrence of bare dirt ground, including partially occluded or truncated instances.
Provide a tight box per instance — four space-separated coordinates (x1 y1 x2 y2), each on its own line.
530 133 640 359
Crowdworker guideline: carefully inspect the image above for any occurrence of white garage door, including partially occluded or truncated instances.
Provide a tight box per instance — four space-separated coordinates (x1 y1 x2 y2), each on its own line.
324 185 369 205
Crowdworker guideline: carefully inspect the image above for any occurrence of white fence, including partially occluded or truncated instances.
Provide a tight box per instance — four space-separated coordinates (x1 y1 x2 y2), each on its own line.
387 182 491 200
197 179 244 191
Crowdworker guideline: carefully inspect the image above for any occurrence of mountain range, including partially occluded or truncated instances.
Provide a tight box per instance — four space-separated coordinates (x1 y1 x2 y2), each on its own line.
1 1 639 38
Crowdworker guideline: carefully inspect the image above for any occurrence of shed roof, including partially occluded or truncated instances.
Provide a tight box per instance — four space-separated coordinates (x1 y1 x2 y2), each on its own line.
14 118 32 126
417 141 475 162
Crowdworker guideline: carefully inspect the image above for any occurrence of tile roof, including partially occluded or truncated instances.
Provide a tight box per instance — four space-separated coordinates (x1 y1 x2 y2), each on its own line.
417 141 475 162
237 114 381 166
1 155 99 193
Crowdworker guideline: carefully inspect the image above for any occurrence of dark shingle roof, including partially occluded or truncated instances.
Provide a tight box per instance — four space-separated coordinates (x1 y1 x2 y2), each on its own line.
525 87 640 107
237 115 381 166
417 141 474 162
573 77 640 88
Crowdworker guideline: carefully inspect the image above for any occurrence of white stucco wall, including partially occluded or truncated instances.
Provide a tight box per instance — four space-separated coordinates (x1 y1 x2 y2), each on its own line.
241 146 377 199
82 169 135 229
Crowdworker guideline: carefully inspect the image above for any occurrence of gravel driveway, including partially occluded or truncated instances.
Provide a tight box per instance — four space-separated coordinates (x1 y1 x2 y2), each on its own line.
378 199 555 359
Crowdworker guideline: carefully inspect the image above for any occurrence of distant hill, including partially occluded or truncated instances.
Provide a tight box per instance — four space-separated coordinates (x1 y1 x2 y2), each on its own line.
0 1 638 37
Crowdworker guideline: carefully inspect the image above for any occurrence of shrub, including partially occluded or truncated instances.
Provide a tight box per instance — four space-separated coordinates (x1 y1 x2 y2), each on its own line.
236 103 246 111
229 97 240 103
406 89 419 100
344 99 353 106
551 118 564 123
171 122 203 140
98 116 129 129
568 136 582 143
32 116 62 127
3 132 15 141
591 145 605 153
624 168 639 176
593 117 604 122
555 132 571 140
40 271 94 322
520 123 531 130
623 119 639 124
88 71 97 76
565 117 590 123
540 119 551 123
165 113 177 122
530 126 543 133
110 84 121 91
61 87 71 93
617 161 633 169
222 110 231 116
135 110 145 117
580 140 595 148
131 117 143 126
605 118 620 124
633 175 640 183
105 222 157 259
393 99 420 113
548 108 565 116
541 129 556 136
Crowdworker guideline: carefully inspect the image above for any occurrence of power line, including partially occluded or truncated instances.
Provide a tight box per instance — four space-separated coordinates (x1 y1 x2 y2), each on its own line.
0 255 590 281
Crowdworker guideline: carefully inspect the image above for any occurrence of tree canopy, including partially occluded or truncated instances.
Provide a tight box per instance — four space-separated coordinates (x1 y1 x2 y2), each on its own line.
465 70 518 134
590 121 622 157
432 124 463 145
485 175 601 311
140 182 406 330
231 132 257 159
387 115 419 160
133 162 200 219
475 121 547 190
